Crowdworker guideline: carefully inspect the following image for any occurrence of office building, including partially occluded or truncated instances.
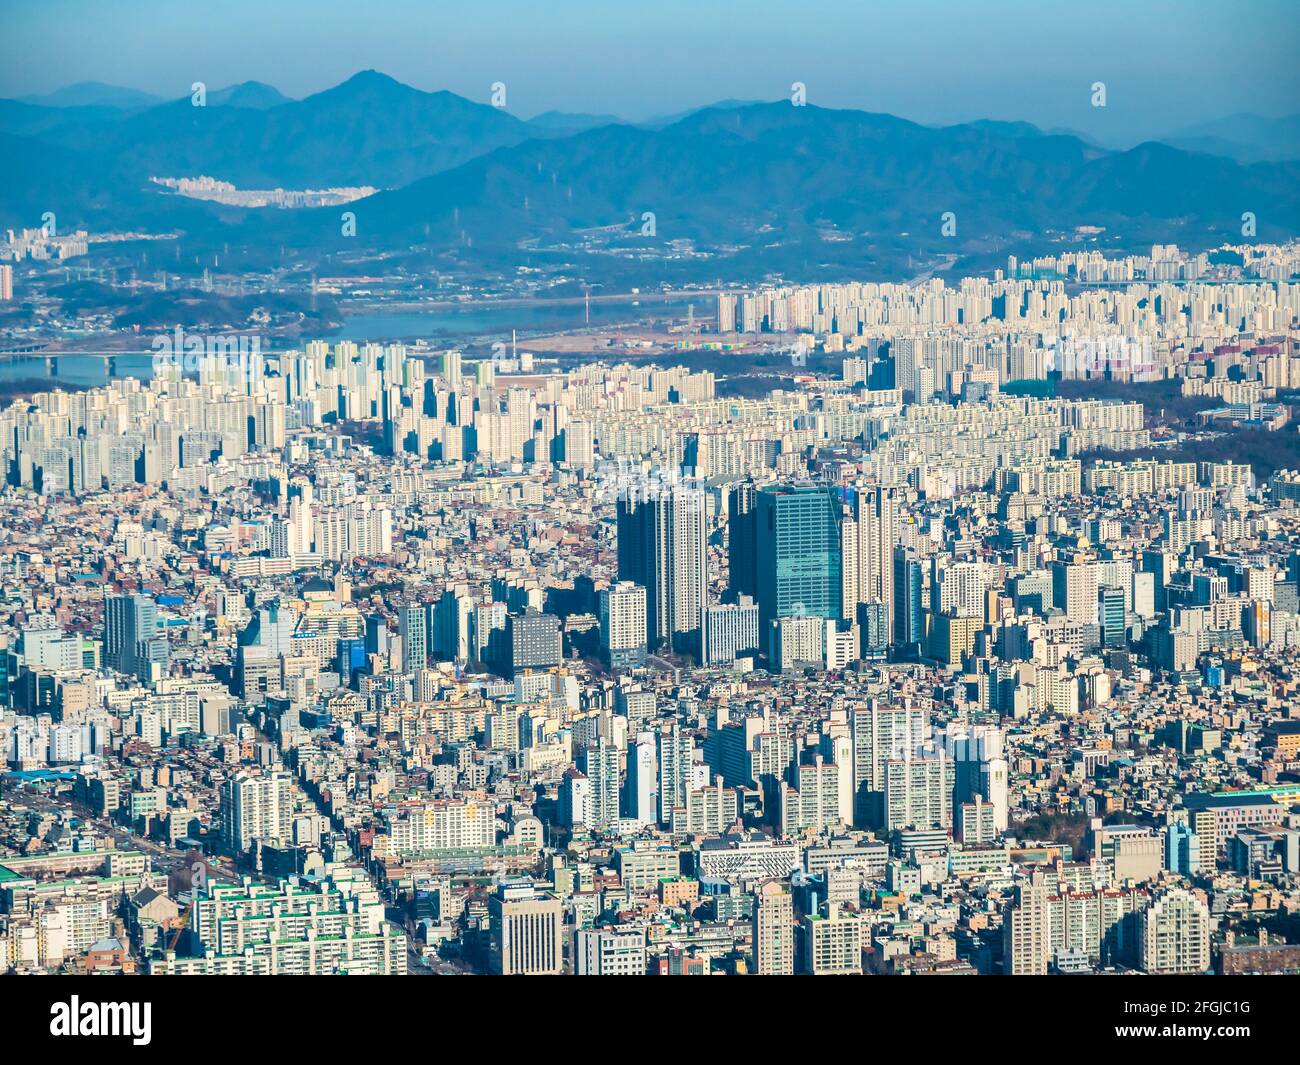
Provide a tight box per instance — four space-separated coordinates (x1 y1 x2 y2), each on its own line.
489 882 564 975
104 594 168 683
755 483 842 634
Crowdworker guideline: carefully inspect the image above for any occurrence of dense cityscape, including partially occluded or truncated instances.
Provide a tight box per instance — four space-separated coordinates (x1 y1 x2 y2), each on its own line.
2 10 1299 1046
1 240 1299 983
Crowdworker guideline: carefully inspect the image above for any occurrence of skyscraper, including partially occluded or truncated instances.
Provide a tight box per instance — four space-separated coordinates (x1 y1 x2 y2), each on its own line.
1139 889 1211 974
617 481 709 656
850 700 928 827
892 547 924 651
103 593 168 683
657 724 695 825
507 610 562 675
755 483 842 635
883 749 954 831
944 722 1009 833
1098 584 1126 647
625 731 658 825
701 595 760 665
398 602 428 673
727 480 759 599
431 587 474 663
801 901 863 975
580 739 621 830
842 485 897 634
220 770 292 853
1053 558 1099 626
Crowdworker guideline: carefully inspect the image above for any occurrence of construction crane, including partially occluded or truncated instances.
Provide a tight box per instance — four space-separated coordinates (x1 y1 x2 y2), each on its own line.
167 899 195 953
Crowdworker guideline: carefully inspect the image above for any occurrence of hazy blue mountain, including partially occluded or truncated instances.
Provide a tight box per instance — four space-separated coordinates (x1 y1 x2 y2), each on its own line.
17 80 166 110
4 81 1297 283
639 98 764 129
0 99 127 140
5 71 536 190
526 110 624 134
207 81 290 109
0 132 170 228
334 101 1296 247
108 70 536 187
1158 114 1300 164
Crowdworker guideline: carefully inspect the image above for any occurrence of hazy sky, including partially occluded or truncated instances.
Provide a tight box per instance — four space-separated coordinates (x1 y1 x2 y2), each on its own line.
2 0 1296 141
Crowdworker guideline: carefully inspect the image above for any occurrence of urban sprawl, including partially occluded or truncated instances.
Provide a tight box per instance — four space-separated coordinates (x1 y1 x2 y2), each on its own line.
4 245 1300 977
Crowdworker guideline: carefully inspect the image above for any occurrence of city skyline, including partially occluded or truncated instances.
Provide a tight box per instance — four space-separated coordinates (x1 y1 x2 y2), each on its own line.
1 0 1297 1033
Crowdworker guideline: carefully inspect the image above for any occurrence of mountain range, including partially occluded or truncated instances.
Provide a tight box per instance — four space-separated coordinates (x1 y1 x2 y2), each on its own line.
4 71 1298 282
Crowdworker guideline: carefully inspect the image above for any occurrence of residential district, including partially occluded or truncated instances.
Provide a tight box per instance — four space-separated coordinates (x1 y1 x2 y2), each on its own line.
3 248 1300 976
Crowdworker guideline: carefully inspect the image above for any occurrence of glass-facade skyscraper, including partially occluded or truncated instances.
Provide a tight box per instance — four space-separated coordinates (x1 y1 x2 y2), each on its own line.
104 593 167 683
892 548 924 652
755 483 842 633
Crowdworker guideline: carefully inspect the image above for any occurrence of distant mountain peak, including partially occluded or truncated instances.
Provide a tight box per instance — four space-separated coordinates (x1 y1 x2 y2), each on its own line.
209 81 288 109
328 69 412 95
17 81 164 110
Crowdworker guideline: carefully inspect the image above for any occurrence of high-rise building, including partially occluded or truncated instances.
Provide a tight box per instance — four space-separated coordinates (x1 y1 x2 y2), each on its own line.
617 482 709 656
220 770 292 853
847 486 899 637
858 599 889 660
892 548 924 651
1165 818 1201 877
727 480 759 599
849 700 928 827
431 588 474 663
883 749 954 832
489 882 563 975
625 731 658 825
599 581 648 668
563 419 595 470
507 610 562 675
1053 558 1099 626
1004 873 1148 974
1139 889 1211 974
778 755 846 835
471 601 507 666
657 724 695 825
398 602 428 673
752 879 795 975
1098 584 1126 647
236 602 295 697
755 483 842 634
801 901 863 975
1003 875 1054 976
103 594 168 683
716 292 737 334
944 723 1009 834
580 739 621 830
701 595 760 665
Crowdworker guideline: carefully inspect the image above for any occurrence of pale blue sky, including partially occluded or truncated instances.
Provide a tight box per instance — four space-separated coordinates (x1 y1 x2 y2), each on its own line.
1 0 1295 141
